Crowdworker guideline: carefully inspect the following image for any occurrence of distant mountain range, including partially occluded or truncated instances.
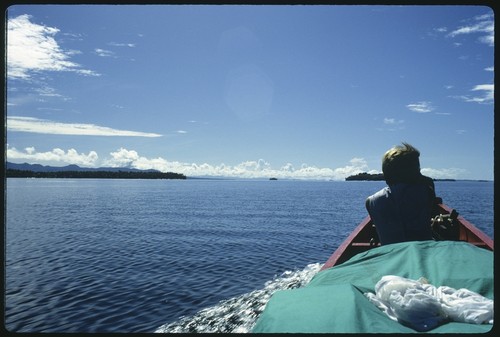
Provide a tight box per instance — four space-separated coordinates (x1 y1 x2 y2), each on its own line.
6 162 159 173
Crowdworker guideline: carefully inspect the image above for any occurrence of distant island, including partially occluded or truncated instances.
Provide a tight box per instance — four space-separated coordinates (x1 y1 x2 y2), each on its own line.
346 172 457 182
345 172 385 181
6 162 186 180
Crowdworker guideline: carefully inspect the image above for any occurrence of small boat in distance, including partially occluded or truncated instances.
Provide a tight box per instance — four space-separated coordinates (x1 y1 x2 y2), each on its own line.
269 177 278 180
320 197 493 270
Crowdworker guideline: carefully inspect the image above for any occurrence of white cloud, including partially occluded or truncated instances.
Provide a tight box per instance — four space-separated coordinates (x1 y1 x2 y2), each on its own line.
7 14 99 79
8 146 470 181
108 42 136 48
9 147 469 181
7 146 99 167
471 84 494 98
35 85 67 99
330 157 377 179
453 84 494 104
406 101 434 113
447 13 494 47
484 66 494 72
103 148 141 167
125 155 373 180
7 146 377 180
7 116 163 137
95 48 115 57
421 167 468 180
383 118 404 125
379 117 405 131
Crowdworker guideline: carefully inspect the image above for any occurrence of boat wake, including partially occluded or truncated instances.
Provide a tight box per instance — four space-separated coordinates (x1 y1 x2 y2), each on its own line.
154 263 322 333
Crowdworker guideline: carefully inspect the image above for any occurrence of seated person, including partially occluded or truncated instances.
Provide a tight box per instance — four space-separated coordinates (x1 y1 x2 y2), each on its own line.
366 143 436 245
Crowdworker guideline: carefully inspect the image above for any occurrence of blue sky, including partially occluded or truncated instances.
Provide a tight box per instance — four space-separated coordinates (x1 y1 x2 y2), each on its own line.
6 5 494 180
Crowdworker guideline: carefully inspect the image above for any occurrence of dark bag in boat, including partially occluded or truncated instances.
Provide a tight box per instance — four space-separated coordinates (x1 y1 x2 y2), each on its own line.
431 209 459 241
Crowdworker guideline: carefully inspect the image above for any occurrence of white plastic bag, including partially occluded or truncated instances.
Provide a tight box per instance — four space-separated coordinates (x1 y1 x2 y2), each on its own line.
365 275 493 331
438 287 494 324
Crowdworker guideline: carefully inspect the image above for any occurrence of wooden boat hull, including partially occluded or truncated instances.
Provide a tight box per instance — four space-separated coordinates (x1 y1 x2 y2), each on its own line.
320 199 493 271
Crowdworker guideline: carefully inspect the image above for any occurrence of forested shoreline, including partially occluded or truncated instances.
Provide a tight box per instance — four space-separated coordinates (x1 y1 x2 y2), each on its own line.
6 169 186 180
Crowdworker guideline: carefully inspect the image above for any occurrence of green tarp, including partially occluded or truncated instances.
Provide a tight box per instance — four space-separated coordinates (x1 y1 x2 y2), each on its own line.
252 241 493 333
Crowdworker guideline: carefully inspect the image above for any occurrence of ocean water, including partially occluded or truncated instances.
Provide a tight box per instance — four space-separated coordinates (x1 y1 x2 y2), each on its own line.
4 178 494 333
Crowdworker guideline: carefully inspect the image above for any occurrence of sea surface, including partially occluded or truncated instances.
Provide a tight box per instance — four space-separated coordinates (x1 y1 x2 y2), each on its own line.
4 178 494 333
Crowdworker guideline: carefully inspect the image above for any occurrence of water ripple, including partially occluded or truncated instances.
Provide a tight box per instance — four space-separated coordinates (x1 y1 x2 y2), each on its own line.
5 179 493 332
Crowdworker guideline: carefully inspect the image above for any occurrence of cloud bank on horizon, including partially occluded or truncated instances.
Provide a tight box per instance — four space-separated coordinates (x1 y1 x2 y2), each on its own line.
6 145 467 181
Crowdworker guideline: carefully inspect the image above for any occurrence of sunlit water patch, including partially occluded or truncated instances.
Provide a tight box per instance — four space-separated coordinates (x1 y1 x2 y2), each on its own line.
155 263 322 333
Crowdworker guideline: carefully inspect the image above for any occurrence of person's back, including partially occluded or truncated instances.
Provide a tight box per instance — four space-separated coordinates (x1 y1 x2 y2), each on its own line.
366 143 435 245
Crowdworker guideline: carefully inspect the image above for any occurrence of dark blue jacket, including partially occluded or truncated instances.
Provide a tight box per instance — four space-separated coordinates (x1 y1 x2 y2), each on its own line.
366 177 435 245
